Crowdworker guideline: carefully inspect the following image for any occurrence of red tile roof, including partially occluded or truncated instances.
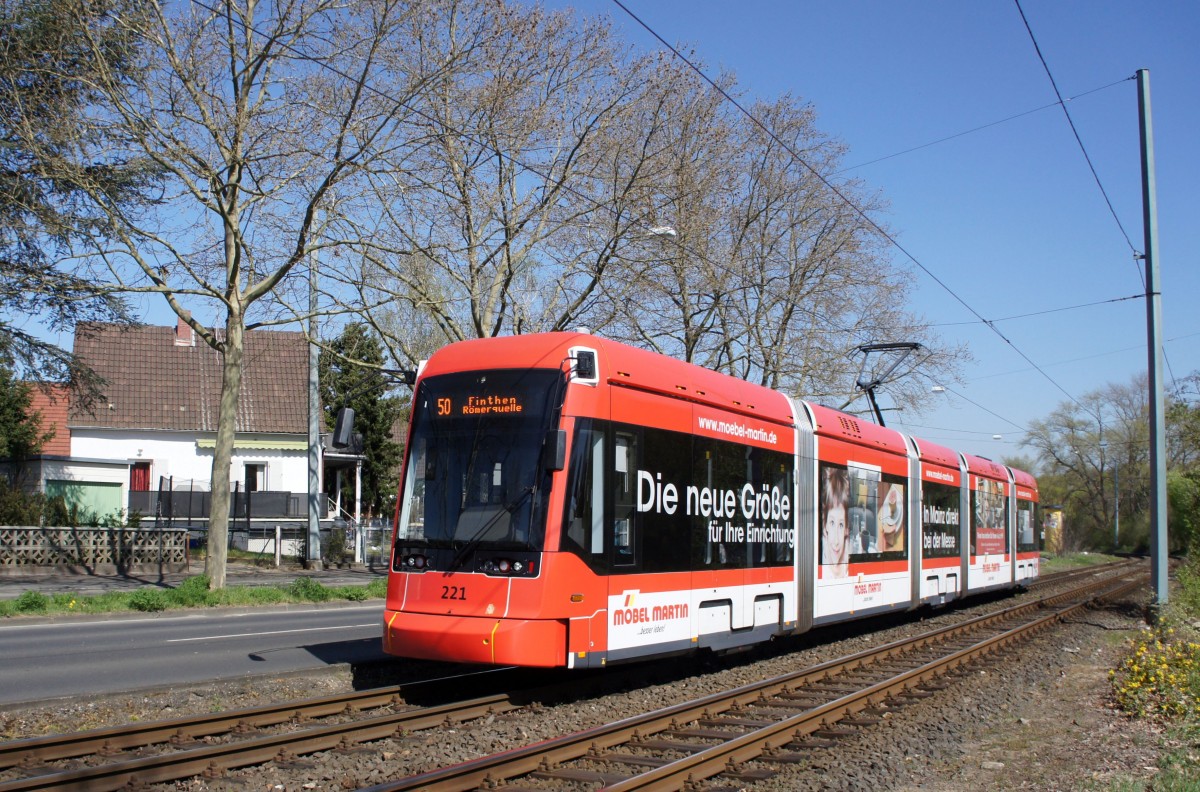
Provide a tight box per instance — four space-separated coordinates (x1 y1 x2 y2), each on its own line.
70 322 310 434
27 385 71 455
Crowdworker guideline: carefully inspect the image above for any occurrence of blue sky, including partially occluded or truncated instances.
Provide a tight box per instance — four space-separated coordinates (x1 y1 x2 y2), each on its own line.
542 0 1199 464
24 1 1192 469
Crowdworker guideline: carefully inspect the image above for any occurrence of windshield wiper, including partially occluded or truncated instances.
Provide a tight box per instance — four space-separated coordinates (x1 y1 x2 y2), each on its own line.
447 486 535 572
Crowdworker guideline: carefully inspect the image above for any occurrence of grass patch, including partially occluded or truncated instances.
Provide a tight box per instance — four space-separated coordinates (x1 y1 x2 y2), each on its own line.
1041 551 1123 573
1103 722 1200 791
0 573 385 618
1151 723 1200 791
288 576 333 602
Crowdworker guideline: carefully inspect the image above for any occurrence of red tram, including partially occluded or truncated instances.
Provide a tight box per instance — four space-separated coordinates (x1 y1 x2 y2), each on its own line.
382 332 1040 668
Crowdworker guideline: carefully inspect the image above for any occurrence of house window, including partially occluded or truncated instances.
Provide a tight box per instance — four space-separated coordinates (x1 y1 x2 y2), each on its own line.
244 462 267 493
130 462 151 492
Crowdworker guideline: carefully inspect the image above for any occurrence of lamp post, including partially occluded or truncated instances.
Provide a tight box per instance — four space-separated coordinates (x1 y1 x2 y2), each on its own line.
307 213 323 570
1099 437 1109 550
1114 463 1120 550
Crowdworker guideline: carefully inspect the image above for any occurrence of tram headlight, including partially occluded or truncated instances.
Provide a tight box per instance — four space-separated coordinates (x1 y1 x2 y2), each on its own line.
476 553 537 577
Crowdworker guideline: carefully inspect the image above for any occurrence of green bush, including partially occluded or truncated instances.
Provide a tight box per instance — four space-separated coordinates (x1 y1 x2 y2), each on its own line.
288 576 332 602
323 528 348 565
13 591 48 614
0 481 43 525
127 589 169 612
44 494 70 527
172 575 213 607
1177 549 1200 615
127 588 170 612
364 577 388 599
337 586 369 602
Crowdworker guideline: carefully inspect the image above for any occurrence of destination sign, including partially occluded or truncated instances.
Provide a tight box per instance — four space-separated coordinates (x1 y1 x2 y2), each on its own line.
435 394 525 417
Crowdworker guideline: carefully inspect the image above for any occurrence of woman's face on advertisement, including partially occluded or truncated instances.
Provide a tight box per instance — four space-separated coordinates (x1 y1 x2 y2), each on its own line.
823 503 847 560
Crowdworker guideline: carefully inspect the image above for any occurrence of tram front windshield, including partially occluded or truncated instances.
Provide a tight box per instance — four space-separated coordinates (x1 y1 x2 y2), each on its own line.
396 369 559 554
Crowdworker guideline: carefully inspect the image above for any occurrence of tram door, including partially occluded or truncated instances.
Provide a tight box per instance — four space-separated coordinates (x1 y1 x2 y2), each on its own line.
610 429 640 572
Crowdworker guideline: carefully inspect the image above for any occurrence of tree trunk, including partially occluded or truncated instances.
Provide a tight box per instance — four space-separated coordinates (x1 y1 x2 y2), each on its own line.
204 311 244 589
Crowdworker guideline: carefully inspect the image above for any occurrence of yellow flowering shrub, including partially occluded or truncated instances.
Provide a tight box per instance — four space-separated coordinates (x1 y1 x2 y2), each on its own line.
1111 626 1200 721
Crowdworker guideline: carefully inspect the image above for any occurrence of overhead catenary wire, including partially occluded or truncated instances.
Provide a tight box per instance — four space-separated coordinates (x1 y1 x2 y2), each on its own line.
608 0 1092 417
909 326 1200 441
925 293 1143 328
836 77 1133 175
1013 0 1143 270
184 0 1154 434
967 329 1198 384
178 0 919 370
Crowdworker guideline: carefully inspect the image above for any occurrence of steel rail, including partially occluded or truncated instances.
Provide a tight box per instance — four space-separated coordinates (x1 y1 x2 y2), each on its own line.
0 558 1125 772
360 571 1142 791
0 685 407 769
605 577 1146 791
0 560 1140 792
0 691 522 792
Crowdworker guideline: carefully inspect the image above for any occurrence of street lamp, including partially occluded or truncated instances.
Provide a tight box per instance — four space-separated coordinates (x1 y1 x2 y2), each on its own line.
1099 437 1112 550
1113 463 1120 550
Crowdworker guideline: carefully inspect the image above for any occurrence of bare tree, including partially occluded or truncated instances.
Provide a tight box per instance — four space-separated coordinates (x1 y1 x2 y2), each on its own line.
342 0 669 364
322 2 965 416
1021 377 1151 550
599 80 967 409
68 0 437 587
592 64 738 364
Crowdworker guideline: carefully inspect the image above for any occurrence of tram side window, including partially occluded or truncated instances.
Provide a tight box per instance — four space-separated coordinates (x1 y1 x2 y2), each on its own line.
845 465 907 562
847 466 880 556
1016 500 1037 552
921 480 960 559
612 430 638 567
692 437 793 569
562 421 606 565
696 440 746 569
970 478 1009 556
638 425 693 573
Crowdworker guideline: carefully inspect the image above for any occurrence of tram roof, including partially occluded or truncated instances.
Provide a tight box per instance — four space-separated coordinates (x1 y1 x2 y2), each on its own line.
962 452 1010 481
1009 466 1038 492
420 332 797 426
911 436 961 469
805 402 909 455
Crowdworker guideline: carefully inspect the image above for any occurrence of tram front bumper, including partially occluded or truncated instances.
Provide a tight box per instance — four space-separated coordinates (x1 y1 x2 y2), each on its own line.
383 609 568 667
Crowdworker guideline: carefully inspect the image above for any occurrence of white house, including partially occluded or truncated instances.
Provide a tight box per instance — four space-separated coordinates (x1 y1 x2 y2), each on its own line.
50 319 317 525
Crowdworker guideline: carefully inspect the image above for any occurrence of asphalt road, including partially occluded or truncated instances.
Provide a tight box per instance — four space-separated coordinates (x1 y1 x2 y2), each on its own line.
0 603 389 707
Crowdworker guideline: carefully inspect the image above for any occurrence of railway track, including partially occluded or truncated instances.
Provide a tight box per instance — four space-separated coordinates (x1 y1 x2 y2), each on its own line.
367 565 1144 791
0 561 1142 791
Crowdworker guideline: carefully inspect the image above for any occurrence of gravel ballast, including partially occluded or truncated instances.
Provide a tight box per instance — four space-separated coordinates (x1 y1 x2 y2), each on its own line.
0 585 1160 791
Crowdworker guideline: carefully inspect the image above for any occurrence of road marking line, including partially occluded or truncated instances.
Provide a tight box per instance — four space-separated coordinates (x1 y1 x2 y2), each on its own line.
167 624 379 642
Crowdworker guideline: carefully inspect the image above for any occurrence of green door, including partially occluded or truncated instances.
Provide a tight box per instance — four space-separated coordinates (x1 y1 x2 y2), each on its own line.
45 480 123 522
